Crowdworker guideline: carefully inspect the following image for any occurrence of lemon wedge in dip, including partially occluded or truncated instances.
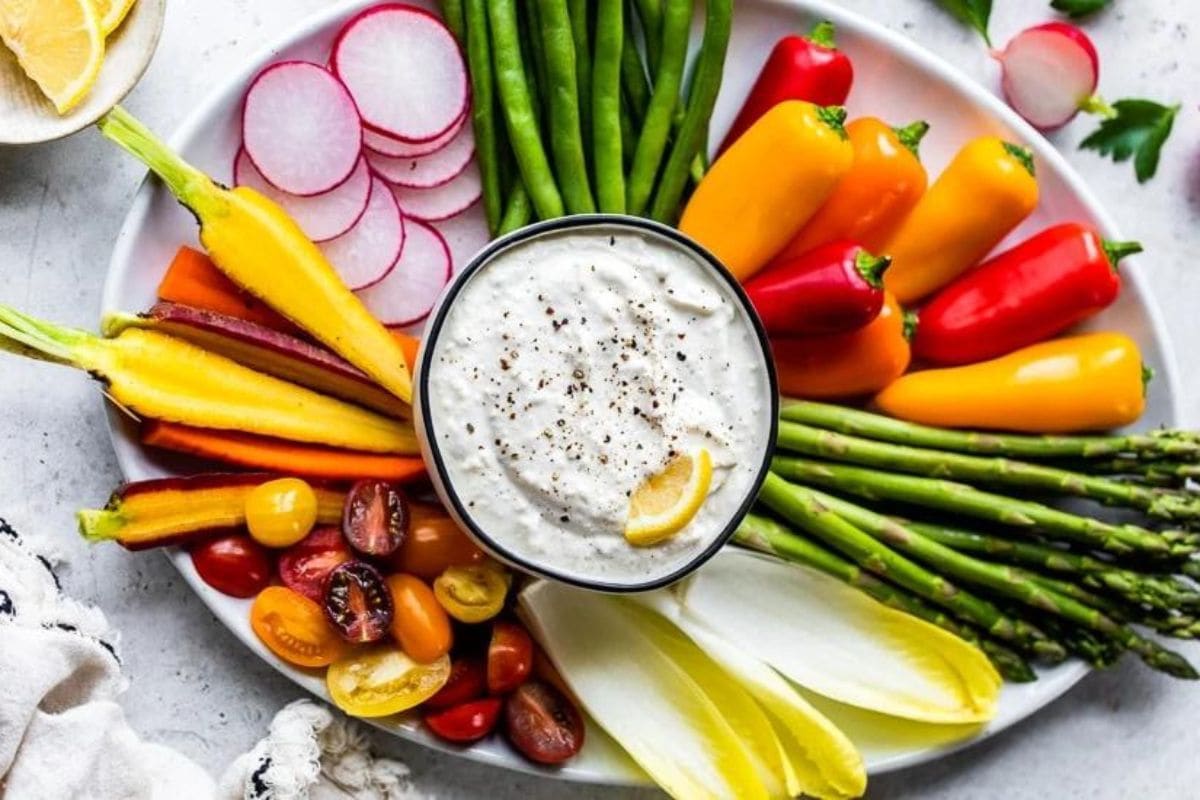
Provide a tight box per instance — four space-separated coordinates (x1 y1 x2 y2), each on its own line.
0 0 104 114
626 449 714 547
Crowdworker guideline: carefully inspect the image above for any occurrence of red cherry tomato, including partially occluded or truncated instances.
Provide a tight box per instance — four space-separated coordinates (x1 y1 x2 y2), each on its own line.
487 621 534 694
425 658 487 710
190 535 272 598
504 681 585 765
277 527 353 603
424 698 503 744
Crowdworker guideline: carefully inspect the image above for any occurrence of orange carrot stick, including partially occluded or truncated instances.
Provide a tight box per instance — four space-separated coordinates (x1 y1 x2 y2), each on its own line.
158 246 293 332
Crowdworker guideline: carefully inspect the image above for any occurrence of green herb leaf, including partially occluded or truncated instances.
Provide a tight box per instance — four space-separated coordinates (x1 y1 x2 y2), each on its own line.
934 0 993 45
1080 99 1180 183
1050 0 1113 18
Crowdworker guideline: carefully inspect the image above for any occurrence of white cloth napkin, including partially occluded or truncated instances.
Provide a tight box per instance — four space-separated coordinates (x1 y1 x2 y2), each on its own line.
0 520 427 800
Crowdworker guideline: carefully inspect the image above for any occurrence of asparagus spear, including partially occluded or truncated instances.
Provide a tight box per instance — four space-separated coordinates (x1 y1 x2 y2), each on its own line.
780 400 1200 461
758 474 1067 662
1032 614 1127 670
770 456 1197 558
777 420 1200 522
735 513 1038 682
801 484 1197 679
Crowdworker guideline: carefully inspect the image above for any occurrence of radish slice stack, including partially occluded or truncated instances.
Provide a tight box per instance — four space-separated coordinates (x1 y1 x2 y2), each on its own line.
232 3 487 330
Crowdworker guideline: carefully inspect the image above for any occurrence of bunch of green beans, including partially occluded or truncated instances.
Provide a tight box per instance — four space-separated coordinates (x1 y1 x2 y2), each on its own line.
442 0 732 234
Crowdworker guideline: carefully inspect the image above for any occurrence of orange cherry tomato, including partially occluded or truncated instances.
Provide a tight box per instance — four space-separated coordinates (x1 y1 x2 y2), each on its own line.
250 586 348 668
387 504 486 579
386 573 453 663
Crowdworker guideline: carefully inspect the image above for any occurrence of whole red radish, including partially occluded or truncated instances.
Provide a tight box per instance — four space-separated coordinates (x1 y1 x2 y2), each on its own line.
717 21 853 155
996 22 1099 130
745 241 889 337
914 222 1140 365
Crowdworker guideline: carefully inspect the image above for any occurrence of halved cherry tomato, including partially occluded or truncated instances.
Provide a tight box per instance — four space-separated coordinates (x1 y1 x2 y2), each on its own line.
277 527 352 603
324 561 393 644
487 621 533 694
246 478 318 548
343 480 409 557
387 504 485 579
504 680 585 765
425 658 487 710
326 645 450 718
190 534 272 598
250 586 348 668
424 698 503 744
386 573 453 663
433 565 508 624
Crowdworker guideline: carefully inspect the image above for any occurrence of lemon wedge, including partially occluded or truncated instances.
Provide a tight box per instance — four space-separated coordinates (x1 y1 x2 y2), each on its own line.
0 0 105 114
625 449 713 547
94 0 137 36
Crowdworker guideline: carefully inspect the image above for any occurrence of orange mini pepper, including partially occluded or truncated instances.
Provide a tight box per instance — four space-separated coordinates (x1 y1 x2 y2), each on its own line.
883 136 1039 304
773 292 911 399
874 332 1146 433
775 118 930 263
680 101 854 281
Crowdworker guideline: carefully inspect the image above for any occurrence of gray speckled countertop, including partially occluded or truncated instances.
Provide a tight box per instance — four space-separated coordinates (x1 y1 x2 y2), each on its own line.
1 1 1197 797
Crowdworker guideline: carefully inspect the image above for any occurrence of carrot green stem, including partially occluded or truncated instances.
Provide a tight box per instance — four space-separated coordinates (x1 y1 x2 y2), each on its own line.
77 509 126 543
0 305 91 366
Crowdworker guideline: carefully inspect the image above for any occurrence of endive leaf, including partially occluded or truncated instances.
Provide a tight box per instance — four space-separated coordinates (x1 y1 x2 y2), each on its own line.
635 591 867 800
518 581 770 800
678 550 1001 724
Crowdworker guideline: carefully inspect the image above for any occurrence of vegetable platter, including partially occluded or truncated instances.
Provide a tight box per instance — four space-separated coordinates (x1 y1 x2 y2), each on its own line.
92 0 1178 789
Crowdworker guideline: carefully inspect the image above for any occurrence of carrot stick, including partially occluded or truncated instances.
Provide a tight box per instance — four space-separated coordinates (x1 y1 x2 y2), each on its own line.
142 420 427 483
391 330 420 373
158 246 293 332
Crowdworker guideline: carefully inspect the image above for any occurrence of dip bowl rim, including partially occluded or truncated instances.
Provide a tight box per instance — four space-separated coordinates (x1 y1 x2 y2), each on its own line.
414 213 780 593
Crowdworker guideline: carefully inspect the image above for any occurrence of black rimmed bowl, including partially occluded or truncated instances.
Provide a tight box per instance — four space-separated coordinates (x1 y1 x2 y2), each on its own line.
413 214 778 593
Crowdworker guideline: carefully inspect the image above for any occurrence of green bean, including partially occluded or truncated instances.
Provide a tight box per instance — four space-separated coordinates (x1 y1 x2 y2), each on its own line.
439 0 465 40
499 183 534 234
625 0 692 215
591 0 626 213
488 0 565 220
538 0 596 214
649 0 731 222
619 91 637 170
633 0 662 73
462 0 503 233
620 18 650 124
568 0 593 167
521 1 552 120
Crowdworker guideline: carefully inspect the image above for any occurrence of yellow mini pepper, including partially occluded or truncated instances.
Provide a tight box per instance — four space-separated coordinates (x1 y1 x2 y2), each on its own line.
874 332 1147 433
883 136 1039 304
680 101 854 282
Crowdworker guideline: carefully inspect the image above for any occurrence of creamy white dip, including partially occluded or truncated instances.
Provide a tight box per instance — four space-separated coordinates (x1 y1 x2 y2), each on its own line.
423 225 773 586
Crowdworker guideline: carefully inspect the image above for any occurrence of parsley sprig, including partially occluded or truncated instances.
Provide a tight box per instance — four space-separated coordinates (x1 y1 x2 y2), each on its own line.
1051 0 1114 18
1080 100 1181 183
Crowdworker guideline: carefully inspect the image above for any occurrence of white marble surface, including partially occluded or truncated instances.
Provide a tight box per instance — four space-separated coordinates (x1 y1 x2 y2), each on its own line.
0 0 1197 797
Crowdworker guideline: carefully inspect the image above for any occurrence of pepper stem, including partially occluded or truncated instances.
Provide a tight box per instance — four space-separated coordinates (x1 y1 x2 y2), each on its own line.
854 251 892 289
894 121 931 159
902 311 919 342
1103 240 1144 269
97 105 222 217
808 20 837 49
1143 365 1156 397
818 106 849 139
1002 142 1036 177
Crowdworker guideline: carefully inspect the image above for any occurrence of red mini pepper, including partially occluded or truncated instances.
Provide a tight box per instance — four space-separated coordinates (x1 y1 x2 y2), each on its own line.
717 21 854 155
913 222 1141 366
746 240 890 336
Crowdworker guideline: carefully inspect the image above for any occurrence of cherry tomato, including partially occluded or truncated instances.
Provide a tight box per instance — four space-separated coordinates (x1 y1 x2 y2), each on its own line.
190 535 272 598
424 698 503 744
324 561 393 644
387 504 485 579
326 645 450 718
487 621 534 694
385 574 453 663
343 480 409 557
250 586 348 668
504 680 585 765
246 478 318 548
433 564 508 623
425 658 487 710
277 526 353 603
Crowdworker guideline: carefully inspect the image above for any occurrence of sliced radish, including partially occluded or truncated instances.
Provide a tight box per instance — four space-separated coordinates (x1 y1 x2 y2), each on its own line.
319 175 407 290
433 210 491 275
392 162 482 222
356 217 452 327
234 150 371 242
242 61 363 196
996 23 1099 130
363 112 467 158
332 5 468 143
368 123 475 188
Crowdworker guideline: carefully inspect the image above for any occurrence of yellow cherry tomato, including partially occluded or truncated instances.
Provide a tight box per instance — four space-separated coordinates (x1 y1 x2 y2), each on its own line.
326 645 450 718
433 565 508 623
246 478 318 548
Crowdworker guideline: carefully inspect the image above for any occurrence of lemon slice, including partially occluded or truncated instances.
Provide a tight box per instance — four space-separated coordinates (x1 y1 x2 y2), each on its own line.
94 0 137 36
625 449 713 547
0 0 105 114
